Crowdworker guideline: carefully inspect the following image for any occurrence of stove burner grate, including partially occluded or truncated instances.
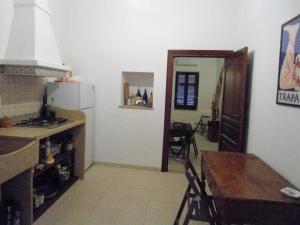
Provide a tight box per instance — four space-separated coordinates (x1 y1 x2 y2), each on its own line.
15 117 69 128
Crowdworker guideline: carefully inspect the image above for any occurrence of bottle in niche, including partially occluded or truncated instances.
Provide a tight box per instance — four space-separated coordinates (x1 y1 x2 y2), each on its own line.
130 93 135 105
136 89 142 97
148 91 153 107
143 89 148 105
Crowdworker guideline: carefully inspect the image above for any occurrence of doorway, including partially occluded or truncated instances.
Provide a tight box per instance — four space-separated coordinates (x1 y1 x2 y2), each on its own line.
169 57 224 172
161 49 249 172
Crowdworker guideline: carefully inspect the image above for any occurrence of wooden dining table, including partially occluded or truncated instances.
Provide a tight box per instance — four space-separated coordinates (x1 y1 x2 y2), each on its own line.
169 122 193 158
200 150 300 225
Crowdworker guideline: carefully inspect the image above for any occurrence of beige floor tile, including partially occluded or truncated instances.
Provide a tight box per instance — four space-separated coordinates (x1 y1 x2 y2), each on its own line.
108 169 156 192
127 187 152 201
144 200 177 225
96 190 150 211
33 164 204 225
114 207 147 225
85 208 119 225
60 187 103 209
149 188 179 205
152 172 187 192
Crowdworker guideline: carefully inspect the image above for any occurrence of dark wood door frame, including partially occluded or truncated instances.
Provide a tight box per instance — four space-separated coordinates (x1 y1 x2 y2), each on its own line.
161 50 234 172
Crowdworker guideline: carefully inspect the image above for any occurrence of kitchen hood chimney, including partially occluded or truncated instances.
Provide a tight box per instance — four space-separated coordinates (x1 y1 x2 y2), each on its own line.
0 0 71 76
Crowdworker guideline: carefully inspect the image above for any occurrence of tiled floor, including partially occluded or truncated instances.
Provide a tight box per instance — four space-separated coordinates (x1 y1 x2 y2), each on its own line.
34 163 209 225
169 132 218 173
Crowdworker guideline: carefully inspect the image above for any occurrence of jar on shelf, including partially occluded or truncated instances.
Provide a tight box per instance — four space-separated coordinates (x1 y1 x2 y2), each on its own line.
64 139 73 151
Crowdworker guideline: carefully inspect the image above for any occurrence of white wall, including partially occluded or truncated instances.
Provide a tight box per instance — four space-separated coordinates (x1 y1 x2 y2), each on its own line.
0 0 14 58
237 0 300 187
62 0 239 168
171 58 223 124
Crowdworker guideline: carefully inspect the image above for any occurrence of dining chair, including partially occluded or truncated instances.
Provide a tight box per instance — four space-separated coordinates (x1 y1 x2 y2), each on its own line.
190 123 200 158
174 159 220 225
195 115 210 136
169 134 187 158
169 122 198 159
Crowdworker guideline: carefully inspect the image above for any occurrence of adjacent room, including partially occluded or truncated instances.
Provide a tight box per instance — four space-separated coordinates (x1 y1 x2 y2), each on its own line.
0 0 299 225
168 57 223 173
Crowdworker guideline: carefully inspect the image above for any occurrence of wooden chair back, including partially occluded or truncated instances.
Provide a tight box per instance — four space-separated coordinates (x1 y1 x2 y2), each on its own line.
184 159 206 197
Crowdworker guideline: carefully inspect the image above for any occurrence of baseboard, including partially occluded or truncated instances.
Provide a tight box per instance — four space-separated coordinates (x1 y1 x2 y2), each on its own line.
93 161 161 172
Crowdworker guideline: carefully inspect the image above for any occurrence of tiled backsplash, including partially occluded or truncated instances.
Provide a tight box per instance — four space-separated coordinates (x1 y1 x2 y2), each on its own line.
0 74 46 122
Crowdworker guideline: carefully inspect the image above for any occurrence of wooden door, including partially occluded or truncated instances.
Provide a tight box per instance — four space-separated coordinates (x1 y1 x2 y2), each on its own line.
219 47 248 153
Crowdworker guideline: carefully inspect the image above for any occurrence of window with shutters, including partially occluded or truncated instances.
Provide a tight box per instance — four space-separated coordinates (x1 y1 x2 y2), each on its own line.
174 72 199 110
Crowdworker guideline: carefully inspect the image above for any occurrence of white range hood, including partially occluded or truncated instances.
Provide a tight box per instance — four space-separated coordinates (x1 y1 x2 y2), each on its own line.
0 0 70 74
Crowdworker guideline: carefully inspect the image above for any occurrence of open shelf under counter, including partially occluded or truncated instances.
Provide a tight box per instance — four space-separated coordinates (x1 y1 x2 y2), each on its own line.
33 149 75 178
119 105 154 110
33 176 78 222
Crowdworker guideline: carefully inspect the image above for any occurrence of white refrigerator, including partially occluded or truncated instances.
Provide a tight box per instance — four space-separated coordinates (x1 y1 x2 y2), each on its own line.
47 82 95 170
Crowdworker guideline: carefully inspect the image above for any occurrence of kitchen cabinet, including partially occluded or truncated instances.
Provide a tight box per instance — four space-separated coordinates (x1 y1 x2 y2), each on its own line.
0 108 86 224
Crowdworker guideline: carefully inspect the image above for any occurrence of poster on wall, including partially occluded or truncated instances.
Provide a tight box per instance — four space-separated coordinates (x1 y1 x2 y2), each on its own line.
277 14 300 107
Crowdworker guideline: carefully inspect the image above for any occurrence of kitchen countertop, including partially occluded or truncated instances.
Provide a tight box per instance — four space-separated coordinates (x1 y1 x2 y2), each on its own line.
0 119 85 140
0 107 86 181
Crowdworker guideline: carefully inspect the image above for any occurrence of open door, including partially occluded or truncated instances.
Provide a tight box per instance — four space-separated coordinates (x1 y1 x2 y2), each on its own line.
219 47 248 153
161 49 250 172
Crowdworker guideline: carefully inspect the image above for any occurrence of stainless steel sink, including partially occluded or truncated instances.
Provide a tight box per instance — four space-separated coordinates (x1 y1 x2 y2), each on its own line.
0 136 38 184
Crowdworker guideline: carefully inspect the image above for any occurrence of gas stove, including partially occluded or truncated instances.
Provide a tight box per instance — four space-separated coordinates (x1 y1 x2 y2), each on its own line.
15 117 69 129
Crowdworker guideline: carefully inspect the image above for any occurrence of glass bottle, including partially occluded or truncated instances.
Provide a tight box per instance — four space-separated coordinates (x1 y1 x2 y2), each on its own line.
143 89 148 104
136 89 142 97
148 91 153 107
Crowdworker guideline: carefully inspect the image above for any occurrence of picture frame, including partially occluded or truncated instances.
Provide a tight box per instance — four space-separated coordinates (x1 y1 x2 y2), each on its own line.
276 14 300 107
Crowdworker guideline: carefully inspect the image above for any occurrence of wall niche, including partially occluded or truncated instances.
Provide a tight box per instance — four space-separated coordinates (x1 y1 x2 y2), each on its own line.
120 71 154 110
